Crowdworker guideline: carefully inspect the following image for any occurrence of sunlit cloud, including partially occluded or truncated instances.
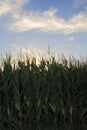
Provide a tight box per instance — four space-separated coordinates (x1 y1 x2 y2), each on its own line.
0 0 87 34
8 8 87 34
0 0 29 16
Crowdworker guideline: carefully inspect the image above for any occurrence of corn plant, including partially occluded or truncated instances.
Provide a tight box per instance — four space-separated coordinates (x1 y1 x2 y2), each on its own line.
0 53 87 130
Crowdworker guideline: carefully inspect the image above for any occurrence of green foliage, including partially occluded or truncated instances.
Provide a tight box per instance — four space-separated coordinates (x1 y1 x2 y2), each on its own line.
0 54 87 130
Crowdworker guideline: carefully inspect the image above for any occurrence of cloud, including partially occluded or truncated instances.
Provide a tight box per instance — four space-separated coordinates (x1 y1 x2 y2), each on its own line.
0 0 87 34
67 36 75 41
74 0 87 7
8 8 87 34
0 0 29 16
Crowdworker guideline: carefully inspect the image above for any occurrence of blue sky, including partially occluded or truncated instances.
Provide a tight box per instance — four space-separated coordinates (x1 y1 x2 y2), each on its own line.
0 0 87 59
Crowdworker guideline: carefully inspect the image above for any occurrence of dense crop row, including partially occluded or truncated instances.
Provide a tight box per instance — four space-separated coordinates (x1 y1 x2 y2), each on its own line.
0 54 87 130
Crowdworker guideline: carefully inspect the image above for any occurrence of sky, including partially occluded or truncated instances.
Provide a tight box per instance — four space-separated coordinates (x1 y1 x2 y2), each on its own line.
0 0 87 59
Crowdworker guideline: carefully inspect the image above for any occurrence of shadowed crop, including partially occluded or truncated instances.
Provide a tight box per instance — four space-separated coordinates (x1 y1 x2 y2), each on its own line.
0 53 87 130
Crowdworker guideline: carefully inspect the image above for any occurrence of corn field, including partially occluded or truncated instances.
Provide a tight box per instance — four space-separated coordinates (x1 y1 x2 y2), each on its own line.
0 54 87 130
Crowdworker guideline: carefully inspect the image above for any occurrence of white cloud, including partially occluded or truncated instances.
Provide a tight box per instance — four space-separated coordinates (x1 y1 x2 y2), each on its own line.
67 36 75 41
0 0 87 34
43 8 58 17
0 1 11 16
0 0 29 16
8 8 87 34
